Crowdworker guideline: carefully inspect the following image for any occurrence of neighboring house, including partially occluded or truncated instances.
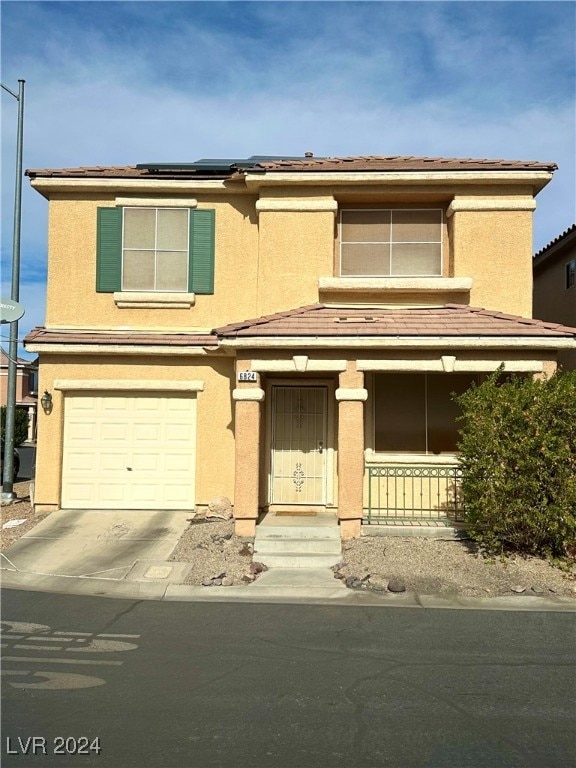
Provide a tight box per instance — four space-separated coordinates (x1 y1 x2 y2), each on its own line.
533 224 576 370
24 155 576 538
1 348 38 442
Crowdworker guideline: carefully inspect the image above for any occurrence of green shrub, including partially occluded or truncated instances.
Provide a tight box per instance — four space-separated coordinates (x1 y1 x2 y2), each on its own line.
455 369 576 558
0 406 29 447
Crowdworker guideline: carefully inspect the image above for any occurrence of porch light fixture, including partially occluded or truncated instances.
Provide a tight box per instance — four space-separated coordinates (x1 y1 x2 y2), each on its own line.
40 390 53 415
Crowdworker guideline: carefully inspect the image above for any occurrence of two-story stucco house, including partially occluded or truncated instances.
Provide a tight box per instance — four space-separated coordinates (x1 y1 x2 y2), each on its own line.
24 154 576 539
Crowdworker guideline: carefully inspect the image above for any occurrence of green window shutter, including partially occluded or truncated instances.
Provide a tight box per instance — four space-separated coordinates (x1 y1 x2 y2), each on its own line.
189 209 215 294
96 207 122 292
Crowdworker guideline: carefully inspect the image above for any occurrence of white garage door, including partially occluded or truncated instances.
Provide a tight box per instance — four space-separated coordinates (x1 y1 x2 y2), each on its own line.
62 393 197 510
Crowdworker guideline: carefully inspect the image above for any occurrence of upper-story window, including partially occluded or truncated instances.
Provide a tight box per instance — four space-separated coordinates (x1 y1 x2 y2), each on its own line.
567 259 576 289
122 208 189 291
340 208 443 277
96 206 215 295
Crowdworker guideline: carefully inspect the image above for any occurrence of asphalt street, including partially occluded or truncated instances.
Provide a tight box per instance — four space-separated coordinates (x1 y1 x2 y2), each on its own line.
1 589 575 768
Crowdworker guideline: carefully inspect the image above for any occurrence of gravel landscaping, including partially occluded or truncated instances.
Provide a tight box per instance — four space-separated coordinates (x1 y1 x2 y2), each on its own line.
168 514 576 598
336 534 576 598
3 494 575 599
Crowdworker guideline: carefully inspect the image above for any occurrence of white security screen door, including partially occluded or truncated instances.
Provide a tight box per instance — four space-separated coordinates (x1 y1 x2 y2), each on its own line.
270 386 327 505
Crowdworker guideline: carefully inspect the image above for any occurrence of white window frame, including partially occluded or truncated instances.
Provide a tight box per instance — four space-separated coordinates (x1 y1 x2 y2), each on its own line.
121 207 190 293
339 207 444 278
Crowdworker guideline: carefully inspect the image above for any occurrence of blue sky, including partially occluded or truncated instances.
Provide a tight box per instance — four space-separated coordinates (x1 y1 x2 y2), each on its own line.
2 0 575 357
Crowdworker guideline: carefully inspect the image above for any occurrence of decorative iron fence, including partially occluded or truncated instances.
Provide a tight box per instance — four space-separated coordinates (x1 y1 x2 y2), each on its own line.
366 464 464 524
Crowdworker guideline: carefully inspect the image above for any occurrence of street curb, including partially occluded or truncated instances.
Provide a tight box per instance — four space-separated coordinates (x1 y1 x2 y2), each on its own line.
2 567 575 611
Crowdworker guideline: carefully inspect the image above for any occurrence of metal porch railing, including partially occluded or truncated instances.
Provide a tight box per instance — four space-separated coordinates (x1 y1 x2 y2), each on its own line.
366 464 464 524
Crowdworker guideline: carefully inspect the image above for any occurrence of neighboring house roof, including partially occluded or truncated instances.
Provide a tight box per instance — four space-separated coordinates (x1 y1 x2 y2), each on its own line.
23 329 219 347
26 154 558 180
215 304 576 338
0 347 37 367
533 224 576 272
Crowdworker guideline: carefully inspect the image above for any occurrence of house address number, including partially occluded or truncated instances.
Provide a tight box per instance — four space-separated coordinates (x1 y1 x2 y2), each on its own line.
237 371 257 382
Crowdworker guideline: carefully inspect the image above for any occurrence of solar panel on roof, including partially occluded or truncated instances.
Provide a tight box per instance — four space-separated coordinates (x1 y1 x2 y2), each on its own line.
136 155 324 172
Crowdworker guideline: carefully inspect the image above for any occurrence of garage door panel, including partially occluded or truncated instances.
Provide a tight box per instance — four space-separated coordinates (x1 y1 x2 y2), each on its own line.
165 454 193 472
62 393 197 510
131 453 162 472
67 422 98 442
100 452 131 472
165 423 194 442
164 489 193 505
133 423 162 442
101 423 132 442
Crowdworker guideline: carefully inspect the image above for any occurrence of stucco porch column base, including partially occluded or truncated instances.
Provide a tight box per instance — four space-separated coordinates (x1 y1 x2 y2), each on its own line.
235 519 257 538
340 518 362 539
232 388 263 540
336 373 366 540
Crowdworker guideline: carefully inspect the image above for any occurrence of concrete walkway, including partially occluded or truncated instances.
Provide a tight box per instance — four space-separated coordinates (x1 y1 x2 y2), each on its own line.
1 508 575 612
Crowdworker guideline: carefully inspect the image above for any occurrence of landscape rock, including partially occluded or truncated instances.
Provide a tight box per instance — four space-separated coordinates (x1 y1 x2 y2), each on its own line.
510 585 526 594
212 578 222 586
250 561 267 575
222 577 234 586
387 579 406 593
206 496 233 520
201 577 213 587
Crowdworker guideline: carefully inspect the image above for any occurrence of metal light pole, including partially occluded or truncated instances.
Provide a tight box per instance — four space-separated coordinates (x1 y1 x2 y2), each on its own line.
1 79 25 500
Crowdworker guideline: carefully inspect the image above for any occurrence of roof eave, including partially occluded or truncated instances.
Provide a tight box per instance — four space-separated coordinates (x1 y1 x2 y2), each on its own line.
217 336 576 349
243 170 554 193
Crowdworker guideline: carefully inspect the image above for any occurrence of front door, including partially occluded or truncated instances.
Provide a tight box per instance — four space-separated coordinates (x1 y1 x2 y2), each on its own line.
270 386 327 505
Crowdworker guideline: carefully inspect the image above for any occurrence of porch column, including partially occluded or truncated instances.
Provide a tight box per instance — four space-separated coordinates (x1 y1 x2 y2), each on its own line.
232 386 264 537
336 366 367 539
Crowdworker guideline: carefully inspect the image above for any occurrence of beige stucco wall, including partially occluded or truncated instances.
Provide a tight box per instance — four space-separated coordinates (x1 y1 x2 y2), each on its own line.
452 206 534 316
34 353 235 510
45 194 260 330
256 208 335 315
41 182 543 331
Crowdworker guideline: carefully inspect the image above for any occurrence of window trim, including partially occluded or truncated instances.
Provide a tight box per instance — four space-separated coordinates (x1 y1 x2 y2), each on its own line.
339 207 444 278
567 259 576 289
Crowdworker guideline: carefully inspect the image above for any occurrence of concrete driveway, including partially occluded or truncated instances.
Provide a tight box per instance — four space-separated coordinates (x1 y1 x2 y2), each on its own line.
1 509 191 580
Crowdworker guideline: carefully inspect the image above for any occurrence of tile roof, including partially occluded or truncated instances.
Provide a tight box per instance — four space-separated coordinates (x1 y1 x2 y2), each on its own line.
23 306 576 352
534 223 576 264
214 304 576 339
0 347 36 366
255 156 557 173
26 155 557 180
24 328 219 347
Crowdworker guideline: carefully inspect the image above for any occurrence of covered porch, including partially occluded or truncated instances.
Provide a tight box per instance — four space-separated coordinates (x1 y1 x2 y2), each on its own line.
214 303 574 538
